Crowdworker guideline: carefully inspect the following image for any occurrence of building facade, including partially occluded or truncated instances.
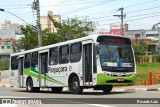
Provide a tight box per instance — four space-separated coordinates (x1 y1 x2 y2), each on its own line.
0 38 19 58
1 20 22 34
40 11 61 32
0 30 16 39
124 29 160 54
0 39 13 54
124 29 160 40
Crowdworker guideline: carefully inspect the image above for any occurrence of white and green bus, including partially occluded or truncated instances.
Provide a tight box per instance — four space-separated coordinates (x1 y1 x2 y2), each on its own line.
10 35 136 94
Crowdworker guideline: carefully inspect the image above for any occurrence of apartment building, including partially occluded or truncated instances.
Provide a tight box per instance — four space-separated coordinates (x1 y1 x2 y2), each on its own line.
40 11 61 32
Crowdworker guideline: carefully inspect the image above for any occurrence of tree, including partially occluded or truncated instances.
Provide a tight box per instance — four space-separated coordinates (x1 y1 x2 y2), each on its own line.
48 16 96 42
133 40 148 56
20 26 38 50
19 17 96 50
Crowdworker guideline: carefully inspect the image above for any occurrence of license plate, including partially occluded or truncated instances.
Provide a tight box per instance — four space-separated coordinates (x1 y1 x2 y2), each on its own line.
117 78 124 82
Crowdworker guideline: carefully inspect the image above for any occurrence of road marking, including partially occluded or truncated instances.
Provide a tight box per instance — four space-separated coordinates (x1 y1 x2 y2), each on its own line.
0 96 28 98
0 104 17 107
114 89 126 92
135 88 147 91
89 104 115 107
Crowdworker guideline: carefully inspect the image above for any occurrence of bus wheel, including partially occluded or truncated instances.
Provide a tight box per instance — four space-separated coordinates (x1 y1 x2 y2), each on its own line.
70 76 83 94
26 78 34 92
51 87 63 93
102 85 113 94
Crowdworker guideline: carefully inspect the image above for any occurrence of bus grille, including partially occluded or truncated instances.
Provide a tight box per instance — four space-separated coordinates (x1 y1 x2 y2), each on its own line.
106 80 132 83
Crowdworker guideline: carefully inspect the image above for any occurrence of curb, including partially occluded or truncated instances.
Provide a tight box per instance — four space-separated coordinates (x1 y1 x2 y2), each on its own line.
123 88 160 92
0 85 15 88
0 85 160 92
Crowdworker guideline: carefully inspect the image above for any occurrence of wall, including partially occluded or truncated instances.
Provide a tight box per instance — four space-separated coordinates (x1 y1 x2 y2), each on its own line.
0 41 13 54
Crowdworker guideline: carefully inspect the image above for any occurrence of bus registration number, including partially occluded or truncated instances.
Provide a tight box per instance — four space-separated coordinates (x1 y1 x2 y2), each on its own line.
117 78 124 82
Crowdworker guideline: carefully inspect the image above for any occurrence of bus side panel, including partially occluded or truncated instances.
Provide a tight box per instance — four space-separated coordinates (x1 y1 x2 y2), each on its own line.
47 64 67 87
10 70 19 87
23 68 40 87
47 62 83 87
67 62 83 86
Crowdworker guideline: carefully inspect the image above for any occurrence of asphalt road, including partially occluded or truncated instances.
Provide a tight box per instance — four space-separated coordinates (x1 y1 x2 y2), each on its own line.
0 87 159 107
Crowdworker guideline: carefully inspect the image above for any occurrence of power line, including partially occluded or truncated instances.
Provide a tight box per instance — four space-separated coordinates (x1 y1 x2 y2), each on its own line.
40 0 103 4
4 0 160 18
40 0 107 7
81 0 160 17
93 11 160 22
0 4 31 7
98 13 160 26
126 5 160 14
61 0 116 16
3 1 107 9
89 5 160 21
124 0 160 8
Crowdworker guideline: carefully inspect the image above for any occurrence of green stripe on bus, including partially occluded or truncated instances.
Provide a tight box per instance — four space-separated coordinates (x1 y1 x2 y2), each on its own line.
24 68 65 85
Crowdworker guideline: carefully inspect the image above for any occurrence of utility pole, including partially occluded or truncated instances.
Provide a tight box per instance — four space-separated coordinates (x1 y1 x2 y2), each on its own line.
113 7 126 36
32 0 42 47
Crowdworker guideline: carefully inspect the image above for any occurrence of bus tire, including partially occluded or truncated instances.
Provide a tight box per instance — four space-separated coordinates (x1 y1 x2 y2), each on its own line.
51 87 63 93
70 76 83 94
26 78 34 92
102 85 113 94
26 78 39 92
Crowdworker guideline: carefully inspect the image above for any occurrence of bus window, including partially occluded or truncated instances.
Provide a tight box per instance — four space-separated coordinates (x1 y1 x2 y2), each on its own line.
31 52 38 68
70 43 82 63
24 53 31 68
11 56 18 70
49 47 58 65
59 45 69 64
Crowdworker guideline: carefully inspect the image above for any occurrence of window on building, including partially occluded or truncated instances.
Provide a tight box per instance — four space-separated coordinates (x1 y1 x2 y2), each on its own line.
70 43 82 63
31 52 38 68
59 45 69 64
49 47 58 65
146 34 158 37
11 56 18 70
24 53 31 68
1 46 4 49
7 46 11 49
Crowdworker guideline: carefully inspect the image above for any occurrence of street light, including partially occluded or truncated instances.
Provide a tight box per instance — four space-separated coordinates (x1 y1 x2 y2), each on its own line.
1 6 42 47
0 8 34 27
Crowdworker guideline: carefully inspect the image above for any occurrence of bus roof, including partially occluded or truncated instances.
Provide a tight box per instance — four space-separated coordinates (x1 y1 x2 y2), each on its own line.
10 34 130 56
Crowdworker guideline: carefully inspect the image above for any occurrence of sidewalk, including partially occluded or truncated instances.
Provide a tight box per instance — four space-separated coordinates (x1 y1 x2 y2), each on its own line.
0 70 12 87
113 84 160 91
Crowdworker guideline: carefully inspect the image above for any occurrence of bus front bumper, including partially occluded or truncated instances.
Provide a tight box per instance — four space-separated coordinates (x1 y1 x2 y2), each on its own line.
97 73 136 86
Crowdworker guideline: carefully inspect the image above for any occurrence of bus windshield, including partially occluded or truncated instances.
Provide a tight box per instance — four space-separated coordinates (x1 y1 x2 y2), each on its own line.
97 36 135 72
99 44 134 68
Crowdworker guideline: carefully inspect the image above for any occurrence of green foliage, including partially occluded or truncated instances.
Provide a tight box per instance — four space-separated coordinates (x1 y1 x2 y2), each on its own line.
0 59 10 70
133 40 148 57
136 62 160 73
19 16 96 50
20 26 38 50
48 16 96 42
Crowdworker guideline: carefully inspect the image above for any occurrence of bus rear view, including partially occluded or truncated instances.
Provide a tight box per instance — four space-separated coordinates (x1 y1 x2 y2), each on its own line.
96 36 136 92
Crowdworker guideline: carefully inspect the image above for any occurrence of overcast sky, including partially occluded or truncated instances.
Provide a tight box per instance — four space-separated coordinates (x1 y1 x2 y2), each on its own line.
0 0 160 30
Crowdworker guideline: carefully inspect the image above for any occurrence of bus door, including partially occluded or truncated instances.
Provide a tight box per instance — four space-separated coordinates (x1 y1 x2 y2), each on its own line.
18 56 24 87
83 43 93 86
39 52 48 87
